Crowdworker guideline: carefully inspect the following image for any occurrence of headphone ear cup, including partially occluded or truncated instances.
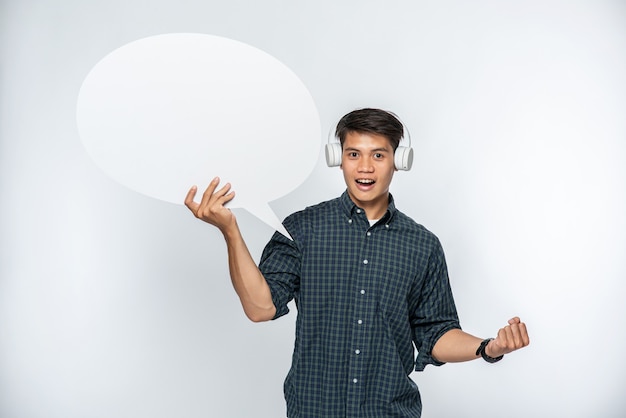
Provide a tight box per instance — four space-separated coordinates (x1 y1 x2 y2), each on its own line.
394 146 414 171
325 143 342 167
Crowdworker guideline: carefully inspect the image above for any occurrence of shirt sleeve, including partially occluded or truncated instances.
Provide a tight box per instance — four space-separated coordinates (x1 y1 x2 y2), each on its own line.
411 238 461 371
258 215 302 320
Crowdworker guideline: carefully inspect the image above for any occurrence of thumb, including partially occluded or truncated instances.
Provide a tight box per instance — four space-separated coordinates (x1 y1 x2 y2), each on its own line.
508 317 521 325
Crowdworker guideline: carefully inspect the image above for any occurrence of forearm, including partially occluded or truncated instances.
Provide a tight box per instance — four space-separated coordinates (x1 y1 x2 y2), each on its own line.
185 179 276 322
431 329 484 363
432 317 530 363
223 223 276 322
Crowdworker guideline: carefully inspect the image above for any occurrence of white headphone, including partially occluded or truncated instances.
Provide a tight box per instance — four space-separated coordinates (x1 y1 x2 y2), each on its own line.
325 111 414 171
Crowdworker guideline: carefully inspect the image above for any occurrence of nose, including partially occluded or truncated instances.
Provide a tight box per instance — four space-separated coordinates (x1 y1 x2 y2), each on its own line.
357 157 374 173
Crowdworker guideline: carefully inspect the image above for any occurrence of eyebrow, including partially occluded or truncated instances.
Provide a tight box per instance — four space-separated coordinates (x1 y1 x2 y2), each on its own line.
344 147 391 153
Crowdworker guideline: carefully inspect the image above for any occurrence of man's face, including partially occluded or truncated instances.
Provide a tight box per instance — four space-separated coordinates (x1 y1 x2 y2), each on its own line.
341 131 396 220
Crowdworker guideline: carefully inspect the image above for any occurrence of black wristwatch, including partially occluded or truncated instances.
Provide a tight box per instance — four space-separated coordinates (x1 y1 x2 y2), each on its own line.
476 338 503 363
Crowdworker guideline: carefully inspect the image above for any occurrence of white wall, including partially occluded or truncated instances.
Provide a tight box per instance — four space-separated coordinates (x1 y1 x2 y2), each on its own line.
1 1 625 417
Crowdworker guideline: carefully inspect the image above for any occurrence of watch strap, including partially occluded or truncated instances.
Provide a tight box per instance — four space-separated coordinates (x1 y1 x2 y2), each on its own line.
476 338 504 363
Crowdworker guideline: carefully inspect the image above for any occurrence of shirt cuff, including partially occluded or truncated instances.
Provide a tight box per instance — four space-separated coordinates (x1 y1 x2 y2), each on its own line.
414 322 462 371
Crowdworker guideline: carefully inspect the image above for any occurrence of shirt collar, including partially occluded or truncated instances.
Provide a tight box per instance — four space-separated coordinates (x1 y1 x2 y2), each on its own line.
339 190 398 224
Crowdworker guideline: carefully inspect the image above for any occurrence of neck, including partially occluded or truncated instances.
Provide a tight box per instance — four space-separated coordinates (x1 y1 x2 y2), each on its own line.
347 191 389 220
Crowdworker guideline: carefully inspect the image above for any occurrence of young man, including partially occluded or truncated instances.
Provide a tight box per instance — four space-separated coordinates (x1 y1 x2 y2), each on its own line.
185 108 529 417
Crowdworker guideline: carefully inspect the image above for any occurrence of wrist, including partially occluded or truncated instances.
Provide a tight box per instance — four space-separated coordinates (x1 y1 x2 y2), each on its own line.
476 338 503 363
485 340 498 358
220 220 241 241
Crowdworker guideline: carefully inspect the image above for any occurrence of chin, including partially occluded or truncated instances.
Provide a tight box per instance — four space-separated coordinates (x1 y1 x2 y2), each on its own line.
349 189 383 204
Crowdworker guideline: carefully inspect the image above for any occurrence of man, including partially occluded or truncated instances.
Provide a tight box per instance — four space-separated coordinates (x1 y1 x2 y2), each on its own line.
185 108 529 417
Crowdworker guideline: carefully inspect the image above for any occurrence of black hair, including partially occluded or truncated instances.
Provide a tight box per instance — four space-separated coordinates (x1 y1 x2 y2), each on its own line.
335 108 404 150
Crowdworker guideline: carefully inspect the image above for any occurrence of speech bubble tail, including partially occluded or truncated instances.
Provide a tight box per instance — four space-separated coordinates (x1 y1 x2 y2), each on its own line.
246 203 293 241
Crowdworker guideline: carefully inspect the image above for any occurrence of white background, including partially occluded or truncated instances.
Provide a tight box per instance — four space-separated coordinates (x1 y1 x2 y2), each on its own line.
1 1 625 417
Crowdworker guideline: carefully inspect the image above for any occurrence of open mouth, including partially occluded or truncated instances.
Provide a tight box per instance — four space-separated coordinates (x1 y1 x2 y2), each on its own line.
356 179 375 185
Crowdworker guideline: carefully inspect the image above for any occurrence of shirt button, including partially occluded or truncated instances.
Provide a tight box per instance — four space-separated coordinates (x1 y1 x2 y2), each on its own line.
357 319 363 324
355 349 361 355
363 259 368 265
360 289 366 295
348 219 353 224
385 224 389 228
366 232 371 237
353 378 358 384
356 209 361 214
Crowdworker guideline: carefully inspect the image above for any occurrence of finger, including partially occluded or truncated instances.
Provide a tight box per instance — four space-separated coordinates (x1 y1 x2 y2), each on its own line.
213 182 233 201
518 322 530 346
206 183 234 213
199 177 221 208
496 325 513 352
184 185 199 212
508 317 521 325
216 188 236 206
490 328 508 356
494 326 507 348
508 323 524 348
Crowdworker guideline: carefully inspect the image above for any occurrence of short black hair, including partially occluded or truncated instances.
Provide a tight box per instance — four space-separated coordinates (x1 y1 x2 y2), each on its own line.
335 108 404 150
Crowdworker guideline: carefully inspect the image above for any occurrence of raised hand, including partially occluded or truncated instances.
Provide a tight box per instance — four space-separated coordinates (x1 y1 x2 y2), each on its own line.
185 177 237 233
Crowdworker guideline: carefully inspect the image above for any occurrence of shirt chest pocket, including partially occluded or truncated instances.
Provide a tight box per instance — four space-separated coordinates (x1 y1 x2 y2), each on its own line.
371 262 414 320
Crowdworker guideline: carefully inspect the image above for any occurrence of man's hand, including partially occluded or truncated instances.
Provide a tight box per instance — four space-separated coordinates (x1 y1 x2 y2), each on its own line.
185 177 237 233
486 317 530 358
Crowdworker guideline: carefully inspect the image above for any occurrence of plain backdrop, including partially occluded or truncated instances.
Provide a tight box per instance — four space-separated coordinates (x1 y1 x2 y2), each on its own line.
1 1 625 417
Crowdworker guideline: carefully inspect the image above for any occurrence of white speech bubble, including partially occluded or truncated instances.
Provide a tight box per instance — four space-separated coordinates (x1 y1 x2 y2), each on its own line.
76 33 320 238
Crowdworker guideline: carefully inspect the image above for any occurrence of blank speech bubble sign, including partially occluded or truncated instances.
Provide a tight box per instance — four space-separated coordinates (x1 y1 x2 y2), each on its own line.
76 33 320 238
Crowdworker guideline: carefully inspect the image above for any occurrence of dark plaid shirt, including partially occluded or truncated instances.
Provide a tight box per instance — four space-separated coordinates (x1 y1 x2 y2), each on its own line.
260 192 460 417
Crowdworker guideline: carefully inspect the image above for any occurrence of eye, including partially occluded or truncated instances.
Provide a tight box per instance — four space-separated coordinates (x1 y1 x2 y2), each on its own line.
374 153 383 159
348 151 359 158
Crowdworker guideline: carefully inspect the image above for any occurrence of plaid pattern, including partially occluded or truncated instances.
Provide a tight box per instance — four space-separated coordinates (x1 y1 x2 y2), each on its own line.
260 192 460 417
